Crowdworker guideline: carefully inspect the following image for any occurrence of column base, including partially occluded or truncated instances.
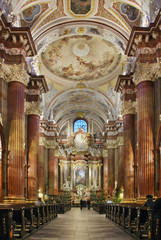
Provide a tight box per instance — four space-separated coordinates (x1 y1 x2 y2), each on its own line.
4 196 26 204
122 198 137 203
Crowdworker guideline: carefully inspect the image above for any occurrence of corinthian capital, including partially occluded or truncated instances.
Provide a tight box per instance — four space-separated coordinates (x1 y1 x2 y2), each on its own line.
121 100 136 115
133 62 157 85
25 101 42 116
39 137 56 149
5 63 29 86
106 139 116 149
0 58 10 80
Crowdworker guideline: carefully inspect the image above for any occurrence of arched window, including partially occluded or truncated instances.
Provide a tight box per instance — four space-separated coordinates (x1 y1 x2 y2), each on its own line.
74 119 87 133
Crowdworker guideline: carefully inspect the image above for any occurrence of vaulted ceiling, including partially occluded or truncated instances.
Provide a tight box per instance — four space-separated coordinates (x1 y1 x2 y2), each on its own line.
8 0 157 136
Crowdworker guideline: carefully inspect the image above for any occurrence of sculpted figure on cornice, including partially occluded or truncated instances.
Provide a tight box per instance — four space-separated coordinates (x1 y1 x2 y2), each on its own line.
39 137 56 149
0 60 29 85
25 101 42 116
121 99 136 115
133 62 158 85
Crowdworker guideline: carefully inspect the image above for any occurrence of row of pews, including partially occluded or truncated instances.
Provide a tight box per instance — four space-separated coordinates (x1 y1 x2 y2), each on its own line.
93 203 106 214
0 203 58 240
106 203 161 240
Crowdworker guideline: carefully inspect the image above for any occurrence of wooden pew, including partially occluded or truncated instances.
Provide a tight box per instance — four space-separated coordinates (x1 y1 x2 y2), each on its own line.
12 207 26 238
24 206 34 233
135 207 149 239
147 208 161 240
0 207 14 240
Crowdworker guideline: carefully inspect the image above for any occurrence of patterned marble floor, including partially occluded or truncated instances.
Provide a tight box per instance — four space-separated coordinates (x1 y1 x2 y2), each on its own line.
26 208 134 240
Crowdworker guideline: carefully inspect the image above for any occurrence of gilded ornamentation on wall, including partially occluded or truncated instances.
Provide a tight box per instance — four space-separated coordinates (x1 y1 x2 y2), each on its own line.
121 100 136 115
133 62 158 84
25 101 42 116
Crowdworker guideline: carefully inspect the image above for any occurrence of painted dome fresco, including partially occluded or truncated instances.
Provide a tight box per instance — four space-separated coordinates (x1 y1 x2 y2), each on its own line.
41 35 121 81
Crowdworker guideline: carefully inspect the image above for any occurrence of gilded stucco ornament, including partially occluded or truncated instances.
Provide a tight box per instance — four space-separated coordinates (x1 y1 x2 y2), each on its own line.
116 137 124 147
1 63 29 85
133 62 158 85
0 58 10 80
121 100 137 115
25 101 42 116
39 137 56 149
106 139 116 149
155 58 161 78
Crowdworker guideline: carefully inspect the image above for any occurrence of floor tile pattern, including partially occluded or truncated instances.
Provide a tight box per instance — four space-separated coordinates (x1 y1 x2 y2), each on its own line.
26 208 134 240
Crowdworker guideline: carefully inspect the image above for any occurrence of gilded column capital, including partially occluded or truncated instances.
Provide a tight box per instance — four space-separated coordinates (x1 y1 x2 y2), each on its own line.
116 136 124 147
133 62 158 85
102 149 108 157
121 100 137 115
39 137 56 149
106 139 117 149
25 101 42 116
0 58 10 80
1 62 29 86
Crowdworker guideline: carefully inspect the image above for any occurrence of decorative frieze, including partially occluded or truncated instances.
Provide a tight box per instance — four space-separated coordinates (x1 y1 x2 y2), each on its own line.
39 137 56 149
25 101 42 116
121 100 137 115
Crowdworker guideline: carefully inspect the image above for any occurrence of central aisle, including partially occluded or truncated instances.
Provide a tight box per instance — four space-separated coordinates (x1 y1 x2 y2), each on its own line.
27 208 134 240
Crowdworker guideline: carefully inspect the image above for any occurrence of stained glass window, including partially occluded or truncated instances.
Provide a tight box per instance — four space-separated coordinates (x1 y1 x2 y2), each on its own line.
74 119 87 133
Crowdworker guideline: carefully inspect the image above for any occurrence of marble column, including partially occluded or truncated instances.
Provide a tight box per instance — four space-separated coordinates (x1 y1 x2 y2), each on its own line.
48 148 54 195
47 140 57 195
53 153 59 195
38 144 45 196
7 64 28 200
134 62 155 197
117 140 124 192
123 114 135 199
26 105 40 200
108 147 115 196
103 149 108 193
137 80 154 197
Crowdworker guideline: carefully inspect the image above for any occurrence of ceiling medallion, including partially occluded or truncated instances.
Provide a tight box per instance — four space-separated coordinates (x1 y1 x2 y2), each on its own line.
76 27 87 35
73 43 89 57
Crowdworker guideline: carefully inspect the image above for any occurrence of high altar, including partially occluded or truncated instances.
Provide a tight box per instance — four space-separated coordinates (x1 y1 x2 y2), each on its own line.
58 130 103 202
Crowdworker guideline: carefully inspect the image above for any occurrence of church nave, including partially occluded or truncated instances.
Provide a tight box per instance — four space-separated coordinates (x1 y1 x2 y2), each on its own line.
26 208 133 240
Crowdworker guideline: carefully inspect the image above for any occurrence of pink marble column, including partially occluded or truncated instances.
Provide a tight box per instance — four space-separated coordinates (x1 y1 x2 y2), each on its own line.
27 114 39 200
7 81 25 199
38 145 45 196
108 148 115 196
103 149 108 193
48 148 55 195
117 144 124 191
123 114 135 199
137 81 154 197
53 155 59 195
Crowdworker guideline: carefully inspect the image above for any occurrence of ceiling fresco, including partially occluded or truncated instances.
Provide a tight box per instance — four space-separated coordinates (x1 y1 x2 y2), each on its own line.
8 0 155 136
41 35 121 82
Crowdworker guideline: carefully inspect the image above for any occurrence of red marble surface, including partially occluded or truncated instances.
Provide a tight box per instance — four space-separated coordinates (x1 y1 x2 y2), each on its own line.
137 80 154 197
27 114 39 200
123 114 135 199
7 81 25 198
